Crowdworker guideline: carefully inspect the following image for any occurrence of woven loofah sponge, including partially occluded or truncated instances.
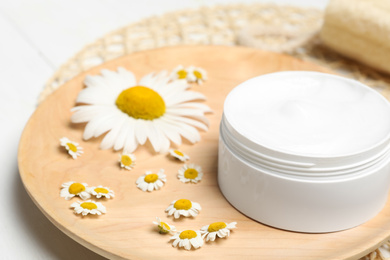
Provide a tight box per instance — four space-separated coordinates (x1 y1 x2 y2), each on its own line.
320 0 390 74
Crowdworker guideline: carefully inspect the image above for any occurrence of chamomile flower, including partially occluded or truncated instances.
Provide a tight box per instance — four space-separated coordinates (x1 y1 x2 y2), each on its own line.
71 67 211 153
187 66 207 85
200 222 237 242
171 65 188 81
88 185 115 199
170 230 203 250
177 163 203 183
136 169 166 192
165 199 201 219
169 149 190 161
60 182 91 200
70 200 106 216
119 152 136 170
60 137 83 159
153 217 176 234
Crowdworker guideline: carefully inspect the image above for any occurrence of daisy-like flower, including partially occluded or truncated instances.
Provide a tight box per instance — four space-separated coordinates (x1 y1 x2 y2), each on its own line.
170 65 188 81
136 169 166 192
153 217 176 234
177 163 203 183
170 230 203 250
60 182 91 200
60 137 83 159
119 152 136 170
71 67 211 153
165 199 201 219
169 149 190 161
200 222 237 242
70 200 106 216
88 185 115 199
187 66 207 85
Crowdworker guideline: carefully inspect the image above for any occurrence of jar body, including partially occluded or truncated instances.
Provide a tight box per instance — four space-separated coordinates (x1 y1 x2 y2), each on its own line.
218 135 390 233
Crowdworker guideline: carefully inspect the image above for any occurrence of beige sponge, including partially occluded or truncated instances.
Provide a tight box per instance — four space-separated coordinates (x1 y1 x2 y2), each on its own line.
320 0 390 74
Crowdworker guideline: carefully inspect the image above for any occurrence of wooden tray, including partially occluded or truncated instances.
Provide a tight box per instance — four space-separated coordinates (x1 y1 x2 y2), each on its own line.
18 46 390 260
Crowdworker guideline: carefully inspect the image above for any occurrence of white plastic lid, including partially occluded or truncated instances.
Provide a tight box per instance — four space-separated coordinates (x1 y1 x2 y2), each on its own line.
222 72 390 177
224 71 390 158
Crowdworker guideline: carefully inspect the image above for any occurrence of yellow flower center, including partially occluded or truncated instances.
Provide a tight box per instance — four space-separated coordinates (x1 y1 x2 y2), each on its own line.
177 70 187 79
207 222 227 232
184 168 199 179
174 199 192 210
179 230 197 239
67 143 77 152
68 183 86 195
144 173 159 183
121 155 133 166
115 86 166 120
193 70 202 79
160 222 170 231
94 187 109 194
174 150 184 156
80 202 98 210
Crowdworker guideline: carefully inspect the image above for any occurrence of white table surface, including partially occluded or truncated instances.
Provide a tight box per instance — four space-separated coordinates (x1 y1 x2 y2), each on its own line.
0 0 330 259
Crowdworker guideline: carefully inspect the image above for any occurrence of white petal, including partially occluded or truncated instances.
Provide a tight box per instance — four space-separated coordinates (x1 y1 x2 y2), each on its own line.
155 119 182 145
123 120 137 152
183 240 191 250
163 114 208 131
173 239 180 247
76 86 118 105
174 102 212 113
164 91 206 106
166 108 205 117
134 120 148 145
113 118 130 150
100 116 127 149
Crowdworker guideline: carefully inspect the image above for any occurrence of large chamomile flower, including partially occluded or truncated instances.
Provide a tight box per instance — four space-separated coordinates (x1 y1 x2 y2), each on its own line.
60 182 91 200
170 230 203 250
70 200 106 216
136 169 166 192
153 217 176 234
71 67 211 153
165 199 201 219
177 163 203 183
200 222 237 242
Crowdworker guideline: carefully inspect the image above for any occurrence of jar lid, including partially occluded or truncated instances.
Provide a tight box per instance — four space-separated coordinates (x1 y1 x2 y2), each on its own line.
222 71 390 176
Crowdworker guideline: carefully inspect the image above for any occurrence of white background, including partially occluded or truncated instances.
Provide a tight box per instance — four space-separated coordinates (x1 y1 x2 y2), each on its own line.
0 0 328 259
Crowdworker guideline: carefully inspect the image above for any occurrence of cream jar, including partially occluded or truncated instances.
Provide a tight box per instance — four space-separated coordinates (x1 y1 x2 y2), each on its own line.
218 71 390 233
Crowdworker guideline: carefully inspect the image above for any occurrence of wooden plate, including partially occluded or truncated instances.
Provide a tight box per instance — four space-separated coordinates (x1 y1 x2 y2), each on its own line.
18 46 390 260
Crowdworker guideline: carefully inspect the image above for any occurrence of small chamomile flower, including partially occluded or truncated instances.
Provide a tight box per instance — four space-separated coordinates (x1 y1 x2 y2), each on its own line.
153 217 176 234
171 65 189 81
60 182 91 200
88 185 115 199
177 163 203 183
165 199 201 219
169 149 190 161
170 230 203 250
200 222 237 242
187 66 207 85
136 169 166 192
70 200 106 216
119 153 136 170
60 137 83 159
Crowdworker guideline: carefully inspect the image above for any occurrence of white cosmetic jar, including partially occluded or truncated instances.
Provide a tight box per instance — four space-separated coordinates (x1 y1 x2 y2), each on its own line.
218 71 390 233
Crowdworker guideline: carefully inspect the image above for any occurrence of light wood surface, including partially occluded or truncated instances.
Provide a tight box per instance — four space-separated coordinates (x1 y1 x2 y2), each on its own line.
18 46 390 260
